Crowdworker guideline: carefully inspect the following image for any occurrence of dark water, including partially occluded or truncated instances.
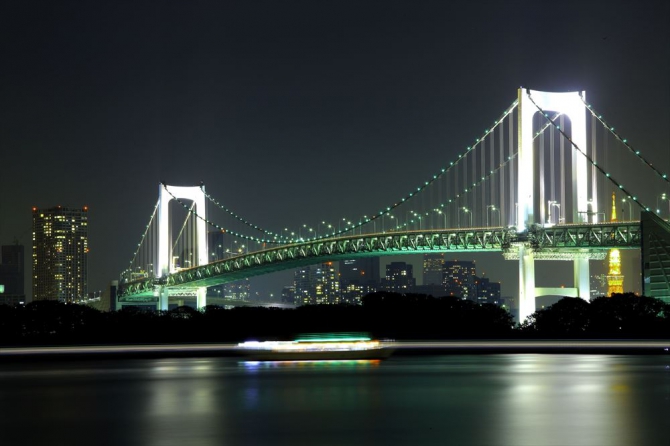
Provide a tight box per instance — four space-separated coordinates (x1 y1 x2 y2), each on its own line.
1 354 669 446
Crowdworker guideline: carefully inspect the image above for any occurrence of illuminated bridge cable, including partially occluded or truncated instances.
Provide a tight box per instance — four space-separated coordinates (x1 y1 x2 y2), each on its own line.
168 100 545 244
580 96 670 185
161 184 282 246
199 186 281 239
320 100 520 238
199 100 521 243
172 201 196 254
387 113 561 232
527 90 650 213
124 200 159 281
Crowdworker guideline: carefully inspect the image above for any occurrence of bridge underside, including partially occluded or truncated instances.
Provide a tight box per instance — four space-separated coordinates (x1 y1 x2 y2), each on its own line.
641 211 670 304
119 223 642 304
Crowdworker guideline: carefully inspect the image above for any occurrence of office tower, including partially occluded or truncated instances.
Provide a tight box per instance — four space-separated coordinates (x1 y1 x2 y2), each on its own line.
314 262 340 304
339 257 380 304
294 266 313 305
382 261 415 292
443 260 477 300
281 285 296 304
32 206 88 302
293 262 341 305
0 244 25 305
590 273 608 299
474 276 501 304
423 253 444 286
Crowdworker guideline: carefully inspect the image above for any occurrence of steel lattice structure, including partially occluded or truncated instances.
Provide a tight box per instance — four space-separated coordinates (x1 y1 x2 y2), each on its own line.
118 222 642 300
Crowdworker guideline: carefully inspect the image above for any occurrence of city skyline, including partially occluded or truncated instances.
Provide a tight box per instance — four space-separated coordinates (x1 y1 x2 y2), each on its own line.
1 1 668 299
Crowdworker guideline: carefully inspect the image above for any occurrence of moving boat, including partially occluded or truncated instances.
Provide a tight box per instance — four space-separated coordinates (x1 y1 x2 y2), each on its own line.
236 334 395 361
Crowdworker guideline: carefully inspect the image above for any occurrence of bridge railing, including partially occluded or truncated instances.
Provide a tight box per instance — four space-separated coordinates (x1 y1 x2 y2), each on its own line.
118 222 642 298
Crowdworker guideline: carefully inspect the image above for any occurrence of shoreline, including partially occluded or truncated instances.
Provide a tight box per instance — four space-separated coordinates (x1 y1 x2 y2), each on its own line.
1 340 668 361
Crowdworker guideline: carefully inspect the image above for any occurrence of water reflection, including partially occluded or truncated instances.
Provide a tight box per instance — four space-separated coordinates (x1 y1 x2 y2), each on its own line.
241 359 381 370
0 355 668 446
494 355 653 446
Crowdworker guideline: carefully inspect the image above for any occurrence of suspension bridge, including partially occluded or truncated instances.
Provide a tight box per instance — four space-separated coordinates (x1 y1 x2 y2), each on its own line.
117 88 670 322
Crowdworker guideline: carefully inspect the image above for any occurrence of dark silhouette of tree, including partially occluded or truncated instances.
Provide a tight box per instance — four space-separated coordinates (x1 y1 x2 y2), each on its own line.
521 297 591 336
589 293 668 336
521 293 670 337
0 292 666 346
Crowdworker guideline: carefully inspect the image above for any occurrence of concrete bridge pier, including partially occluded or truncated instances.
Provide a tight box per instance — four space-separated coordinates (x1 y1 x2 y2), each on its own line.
518 244 536 324
518 248 591 323
196 287 207 310
159 286 169 311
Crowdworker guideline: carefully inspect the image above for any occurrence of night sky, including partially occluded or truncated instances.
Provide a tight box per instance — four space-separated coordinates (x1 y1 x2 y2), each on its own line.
1 1 668 300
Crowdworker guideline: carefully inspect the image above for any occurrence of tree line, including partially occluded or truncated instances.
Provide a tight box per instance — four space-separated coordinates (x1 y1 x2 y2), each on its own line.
0 292 668 345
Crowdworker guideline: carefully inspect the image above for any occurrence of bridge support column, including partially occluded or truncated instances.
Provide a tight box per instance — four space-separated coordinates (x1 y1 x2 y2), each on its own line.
573 258 590 300
518 244 536 323
158 286 169 311
196 287 207 310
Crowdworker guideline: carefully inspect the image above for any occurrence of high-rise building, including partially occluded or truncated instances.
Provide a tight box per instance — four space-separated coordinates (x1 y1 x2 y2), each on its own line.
281 285 296 304
207 231 251 301
590 273 608 299
423 253 444 286
314 262 340 304
294 266 313 305
443 260 477 300
382 261 415 292
339 258 380 304
0 244 25 306
607 193 624 295
32 206 88 302
474 276 501 304
292 263 341 305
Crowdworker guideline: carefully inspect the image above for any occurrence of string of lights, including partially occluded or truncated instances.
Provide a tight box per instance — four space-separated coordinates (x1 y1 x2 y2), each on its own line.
124 200 159 280
580 96 670 184
527 91 652 214
199 99 520 242
200 186 280 239
163 104 559 247
385 114 560 231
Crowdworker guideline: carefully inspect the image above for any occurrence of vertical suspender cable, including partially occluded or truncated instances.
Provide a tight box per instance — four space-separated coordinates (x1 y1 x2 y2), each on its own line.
509 110 515 226
472 143 477 225
499 116 505 224
550 124 555 210
591 113 598 218
539 127 545 223
560 115 566 222
483 134 487 225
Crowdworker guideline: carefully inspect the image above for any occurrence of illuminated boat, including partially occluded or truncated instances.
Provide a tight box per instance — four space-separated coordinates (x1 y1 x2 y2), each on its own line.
236 334 395 361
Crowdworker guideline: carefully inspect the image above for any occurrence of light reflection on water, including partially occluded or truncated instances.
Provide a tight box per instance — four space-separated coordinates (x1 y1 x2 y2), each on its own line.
0 354 668 446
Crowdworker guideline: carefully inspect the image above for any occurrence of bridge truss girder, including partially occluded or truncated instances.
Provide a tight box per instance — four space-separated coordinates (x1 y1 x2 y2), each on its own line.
118 223 642 300
119 228 516 298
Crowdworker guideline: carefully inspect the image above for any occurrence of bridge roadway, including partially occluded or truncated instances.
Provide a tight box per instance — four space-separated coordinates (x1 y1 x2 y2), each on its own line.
118 220 642 299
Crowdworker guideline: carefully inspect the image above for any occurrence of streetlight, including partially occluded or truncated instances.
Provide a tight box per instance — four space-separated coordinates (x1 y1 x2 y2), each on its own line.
486 205 499 227
549 201 562 224
385 214 395 232
622 197 632 220
656 193 667 216
459 207 472 228
435 209 446 228
317 221 331 238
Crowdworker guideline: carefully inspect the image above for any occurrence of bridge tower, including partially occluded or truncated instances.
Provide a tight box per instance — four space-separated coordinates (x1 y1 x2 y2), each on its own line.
157 183 209 310
516 88 593 322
